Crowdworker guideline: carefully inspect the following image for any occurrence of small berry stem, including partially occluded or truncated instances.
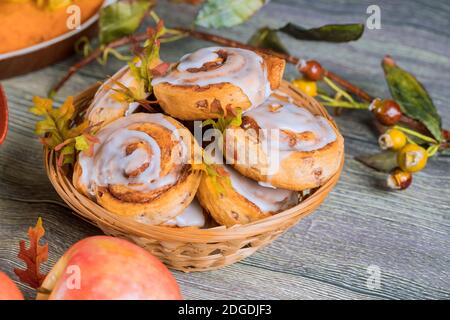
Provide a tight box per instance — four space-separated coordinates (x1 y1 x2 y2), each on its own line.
427 144 440 157
393 125 438 144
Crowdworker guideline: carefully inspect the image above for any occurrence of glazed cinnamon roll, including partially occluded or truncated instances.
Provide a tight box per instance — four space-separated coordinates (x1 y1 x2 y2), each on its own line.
224 94 344 191
163 198 206 228
73 113 202 225
197 165 298 227
152 47 285 120
84 66 145 126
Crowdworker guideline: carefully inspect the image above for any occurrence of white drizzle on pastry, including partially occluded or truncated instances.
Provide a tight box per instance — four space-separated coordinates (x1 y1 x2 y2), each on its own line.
85 66 143 124
164 199 205 227
77 113 187 197
246 97 337 154
152 47 272 107
225 166 298 213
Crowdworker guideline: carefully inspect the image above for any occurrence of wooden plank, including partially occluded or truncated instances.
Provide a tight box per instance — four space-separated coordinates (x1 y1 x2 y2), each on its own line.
0 0 449 300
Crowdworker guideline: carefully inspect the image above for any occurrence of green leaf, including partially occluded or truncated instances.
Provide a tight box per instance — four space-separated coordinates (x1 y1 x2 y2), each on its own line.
227 108 243 127
52 96 75 135
202 108 242 132
99 0 153 45
248 27 289 55
60 144 75 156
75 135 90 152
195 0 267 29
60 144 76 166
356 151 398 173
382 57 442 142
125 19 166 96
279 23 364 42
35 118 57 136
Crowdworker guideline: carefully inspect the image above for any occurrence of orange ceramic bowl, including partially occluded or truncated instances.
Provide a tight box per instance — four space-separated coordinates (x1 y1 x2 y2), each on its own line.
0 1 111 80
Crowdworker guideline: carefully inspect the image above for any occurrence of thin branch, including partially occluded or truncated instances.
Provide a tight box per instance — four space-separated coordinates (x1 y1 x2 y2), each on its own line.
49 34 148 96
324 70 373 101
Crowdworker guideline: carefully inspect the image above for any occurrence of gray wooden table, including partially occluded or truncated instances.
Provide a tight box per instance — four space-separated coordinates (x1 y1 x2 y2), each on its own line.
1 0 449 300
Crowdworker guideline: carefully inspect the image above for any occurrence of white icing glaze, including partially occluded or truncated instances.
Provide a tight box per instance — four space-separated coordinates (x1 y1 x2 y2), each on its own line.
245 97 337 153
272 89 294 103
85 65 142 122
78 113 188 197
152 47 272 106
164 199 205 227
258 181 277 189
225 166 298 213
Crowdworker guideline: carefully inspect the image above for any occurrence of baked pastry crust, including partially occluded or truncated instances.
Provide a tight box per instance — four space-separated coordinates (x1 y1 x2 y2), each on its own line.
197 165 298 227
224 95 344 191
73 113 202 225
84 66 142 127
152 47 285 120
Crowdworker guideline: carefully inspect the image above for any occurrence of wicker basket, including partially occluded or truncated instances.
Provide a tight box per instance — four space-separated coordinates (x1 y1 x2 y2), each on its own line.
44 80 344 272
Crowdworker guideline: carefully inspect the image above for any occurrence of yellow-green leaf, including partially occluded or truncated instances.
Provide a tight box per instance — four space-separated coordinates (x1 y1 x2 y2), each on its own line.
53 96 76 135
74 135 90 151
30 96 53 116
59 144 76 166
195 0 267 29
99 0 153 45
202 108 242 132
60 144 75 156
228 108 242 127
248 27 289 55
35 118 56 136
356 151 398 173
67 121 89 138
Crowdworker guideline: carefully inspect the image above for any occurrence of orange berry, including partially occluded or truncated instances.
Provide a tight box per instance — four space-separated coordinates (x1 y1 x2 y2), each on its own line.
292 79 318 97
299 60 324 81
397 144 428 173
378 128 407 150
371 99 402 126
387 168 413 190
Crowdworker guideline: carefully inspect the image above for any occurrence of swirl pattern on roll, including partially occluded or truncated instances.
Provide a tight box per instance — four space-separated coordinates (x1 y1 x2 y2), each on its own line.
224 94 343 190
245 96 337 153
152 47 271 106
85 66 144 126
73 113 202 225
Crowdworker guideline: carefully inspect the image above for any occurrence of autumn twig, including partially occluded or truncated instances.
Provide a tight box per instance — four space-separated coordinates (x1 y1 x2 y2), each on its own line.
49 34 149 96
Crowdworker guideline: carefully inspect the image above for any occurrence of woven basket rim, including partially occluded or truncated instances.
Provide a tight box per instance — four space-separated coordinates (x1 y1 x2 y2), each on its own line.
44 80 344 243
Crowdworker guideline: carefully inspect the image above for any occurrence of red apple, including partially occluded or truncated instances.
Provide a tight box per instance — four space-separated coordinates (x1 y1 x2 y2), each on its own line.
0 272 24 300
37 236 182 300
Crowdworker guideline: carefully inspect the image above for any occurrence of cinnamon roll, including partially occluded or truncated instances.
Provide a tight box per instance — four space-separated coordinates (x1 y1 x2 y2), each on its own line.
197 165 298 227
84 66 145 126
152 47 285 120
224 94 344 191
73 113 202 225
163 198 206 228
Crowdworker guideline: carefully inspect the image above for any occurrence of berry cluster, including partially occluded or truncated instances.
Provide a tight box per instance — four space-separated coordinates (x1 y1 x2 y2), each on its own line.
370 99 429 190
291 60 324 97
380 128 428 190
292 60 434 191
